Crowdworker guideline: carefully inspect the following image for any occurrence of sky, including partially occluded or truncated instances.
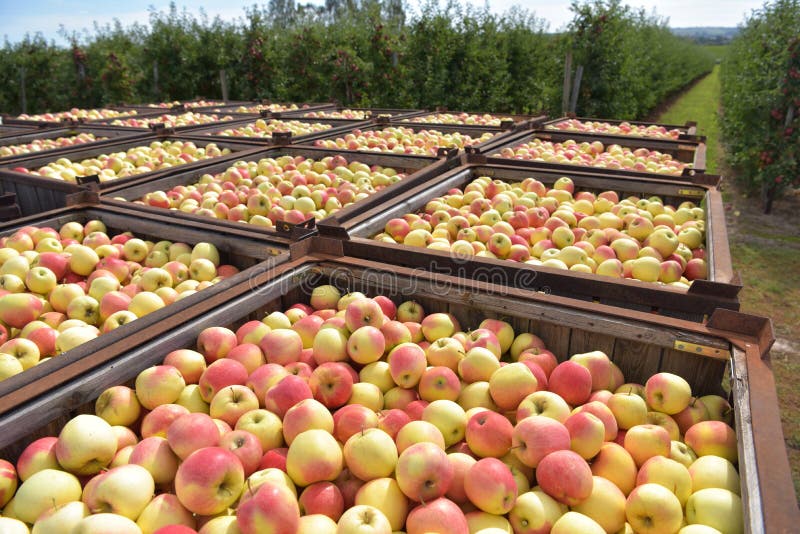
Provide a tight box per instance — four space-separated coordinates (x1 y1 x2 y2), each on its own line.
0 0 766 44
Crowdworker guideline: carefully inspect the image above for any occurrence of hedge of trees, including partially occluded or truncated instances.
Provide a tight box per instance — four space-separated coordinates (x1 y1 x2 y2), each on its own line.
720 0 800 212
0 0 713 121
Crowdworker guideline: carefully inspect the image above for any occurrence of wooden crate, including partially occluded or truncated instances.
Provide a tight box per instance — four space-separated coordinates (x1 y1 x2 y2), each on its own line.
0 125 152 165
99 146 463 241
183 116 373 146
542 116 702 141
1 107 143 129
0 135 262 216
317 160 738 321
0 203 291 418
399 109 547 130
0 125 39 139
297 118 520 155
279 106 427 121
0 255 793 531
477 129 708 181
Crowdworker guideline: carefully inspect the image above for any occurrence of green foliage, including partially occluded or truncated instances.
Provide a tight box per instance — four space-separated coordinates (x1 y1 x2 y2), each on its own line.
567 0 715 119
0 0 710 123
720 0 800 209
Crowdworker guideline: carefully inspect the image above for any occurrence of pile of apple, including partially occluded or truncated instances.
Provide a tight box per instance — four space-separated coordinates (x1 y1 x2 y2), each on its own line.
0 221 238 383
493 138 690 176
134 154 406 226
206 119 333 139
0 133 105 158
0 285 743 533
374 175 707 286
303 109 371 120
15 108 137 122
403 113 513 126
9 140 231 183
545 119 683 140
216 104 304 114
143 101 227 110
312 126 497 156
108 112 235 129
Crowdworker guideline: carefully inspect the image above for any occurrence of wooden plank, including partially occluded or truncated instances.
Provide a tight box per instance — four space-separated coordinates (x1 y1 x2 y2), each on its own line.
611 339 663 386
568 329 617 359
530 320 572 361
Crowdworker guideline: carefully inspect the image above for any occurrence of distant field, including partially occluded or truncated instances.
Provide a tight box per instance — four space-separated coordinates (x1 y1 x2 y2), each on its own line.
700 44 730 61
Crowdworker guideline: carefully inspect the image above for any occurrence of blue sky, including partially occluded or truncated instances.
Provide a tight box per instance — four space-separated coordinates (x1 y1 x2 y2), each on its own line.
0 0 765 44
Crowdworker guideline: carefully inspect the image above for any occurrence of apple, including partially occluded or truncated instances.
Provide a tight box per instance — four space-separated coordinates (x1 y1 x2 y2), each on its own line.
260 328 303 366
0 338 40 370
465 410 513 458
29 500 89 534
313 327 349 364
420 312 457 342
15 436 59 481
564 411 605 459
698 394 733 425
12 468 83 524
516 390 571 423
209 384 260 427
286 429 343 487
670 440 698 467
406 497 468 534
165 413 220 460
197 326 238 362
684 487 743 534
608 391 648 430
299 481 344 521
336 504 392 533
625 483 683 534
199 359 248 403
355 477 409 531
219 429 263 477
95 385 142 427
25 266 58 294
464 457 517 515
548 361 592 406
489 362 538 411
128 291 166 317
689 455 741 494
310 362 354 409
647 411 681 441
140 403 190 438
395 442 454 502
136 493 196 533
82 463 155 520
624 423 671 467
425 337 466 370
70 512 143 533
163 349 207 384
645 372 692 414
573 400 618 441
311 285 342 310
282 398 334 445
55 414 117 475
236 480 300 534
0 460 17 509
509 488 568 534
174 446 245 515
550 511 606 534
418 366 461 402
347 325 386 365
297 514 337 534
535 450 593 506
458 347 501 383
636 455 692 507
343 428 399 481
512 415 570 468
0 292 44 328
136 364 186 410
397 300 425 323
265 374 314 418
387 342 427 388
684 421 738 463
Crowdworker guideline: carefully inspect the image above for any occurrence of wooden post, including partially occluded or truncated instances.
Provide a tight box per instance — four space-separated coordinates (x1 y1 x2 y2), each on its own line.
562 53 572 115
219 69 229 101
20 67 27 114
569 65 584 114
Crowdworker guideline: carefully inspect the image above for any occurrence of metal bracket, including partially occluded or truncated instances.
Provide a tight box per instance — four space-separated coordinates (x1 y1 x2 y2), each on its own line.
673 340 731 360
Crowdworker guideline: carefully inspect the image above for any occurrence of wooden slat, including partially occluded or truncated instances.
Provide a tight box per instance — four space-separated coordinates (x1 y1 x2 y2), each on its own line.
658 347 728 396
568 330 618 359
611 339 663 386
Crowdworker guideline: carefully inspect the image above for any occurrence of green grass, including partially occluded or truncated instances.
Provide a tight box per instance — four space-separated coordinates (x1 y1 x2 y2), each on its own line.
700 44 730 62
657 64 722 174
